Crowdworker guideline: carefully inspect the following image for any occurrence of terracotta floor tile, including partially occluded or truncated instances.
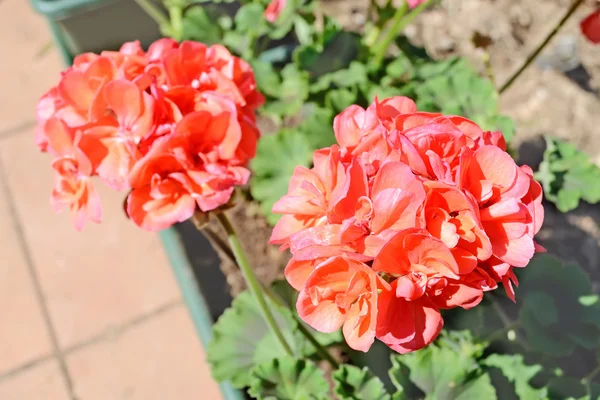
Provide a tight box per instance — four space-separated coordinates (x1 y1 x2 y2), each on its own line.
0 130 180 349
0 360 69 400
0 166 52 374
67 305 222 400
0 0 63 134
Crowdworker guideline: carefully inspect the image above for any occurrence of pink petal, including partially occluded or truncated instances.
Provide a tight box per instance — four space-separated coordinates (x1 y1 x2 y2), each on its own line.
376 284 443 354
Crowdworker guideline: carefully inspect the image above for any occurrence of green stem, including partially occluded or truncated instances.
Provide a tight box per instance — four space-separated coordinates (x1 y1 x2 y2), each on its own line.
491 297 513 327
499 0 585 94
198 222 339 368
216 213 294 356
134 0 170 28
484 320 520 343
263 286 339 368
168 4 185 41
582 364 600 396
583 365 600 383
371 0 433 68
371 2 407 67
489 297 530 350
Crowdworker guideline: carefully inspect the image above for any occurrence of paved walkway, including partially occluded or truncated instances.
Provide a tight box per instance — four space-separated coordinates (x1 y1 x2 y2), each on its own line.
0 1 222 398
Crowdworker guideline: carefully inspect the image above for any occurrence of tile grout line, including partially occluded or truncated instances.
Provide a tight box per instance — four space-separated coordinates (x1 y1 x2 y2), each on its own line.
0 354 54 385
0 156 77 400
0 298 183 385
0 120 37 141
63 298 183 356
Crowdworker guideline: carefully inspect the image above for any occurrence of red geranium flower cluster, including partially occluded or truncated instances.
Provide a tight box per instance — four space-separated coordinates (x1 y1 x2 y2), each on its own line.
270 97 544 353
36 39 263 231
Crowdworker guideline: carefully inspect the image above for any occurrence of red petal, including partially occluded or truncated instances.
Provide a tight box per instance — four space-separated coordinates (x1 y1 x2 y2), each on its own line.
376 281 443 354
581 9 600 44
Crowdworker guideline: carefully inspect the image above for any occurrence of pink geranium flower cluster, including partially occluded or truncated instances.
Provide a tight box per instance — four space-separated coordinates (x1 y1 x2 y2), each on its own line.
270 97 544 353
36 39 263 231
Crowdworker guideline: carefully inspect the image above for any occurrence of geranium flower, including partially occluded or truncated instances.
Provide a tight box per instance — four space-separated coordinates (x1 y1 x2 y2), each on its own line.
407 0 427 9
85 80 155 190
45 118 102 230
36 38 263 231
272 96 544 353
297 255 390 352
264 0 287 23
127 95 252 231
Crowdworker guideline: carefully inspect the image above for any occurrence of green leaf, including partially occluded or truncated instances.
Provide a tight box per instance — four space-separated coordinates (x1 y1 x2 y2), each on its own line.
522 291 559 327
207 291 295 387
580 295 600 307
261 64 310 118
536 137 600 212
517 254 600 357
385 54 415 81
548 376 588 399
222 30 251 57
454 373 497 400
326 88 357 113
248 357 329 400
235 3 269 37
413 58 515 144
388 356 423 400
250 60 282 98
207 288 332 388
267 0 302 40
250 129 313 225
311 62 369 93
389 331 496 400
181 6 222 44
296 103 336 149
483 354 548 399
294 16 314 45
333 365 390 400
304 31 360 78
294 44 321 71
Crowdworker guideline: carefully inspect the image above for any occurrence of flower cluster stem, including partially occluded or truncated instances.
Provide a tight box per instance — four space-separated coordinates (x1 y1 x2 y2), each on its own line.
168 4 185 42
371 0 434 68
215 213 294 356
197 218 339 368
135 0 170 28
499 0 585 94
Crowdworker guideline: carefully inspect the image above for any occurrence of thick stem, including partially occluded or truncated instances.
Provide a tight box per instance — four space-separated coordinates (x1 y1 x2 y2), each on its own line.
583 365 600 383
197 220 339 368
371 2 408 67
168 4 185 41
371 0 433 68
489 297 530 350
201 225 237 265
491 297 513 327
135 0 170 28
216 213 294 356
484 320 520 343
499 0 585 94
264 287 340 368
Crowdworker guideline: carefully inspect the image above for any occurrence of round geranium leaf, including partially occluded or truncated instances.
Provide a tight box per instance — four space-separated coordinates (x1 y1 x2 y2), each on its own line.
248 357 329 400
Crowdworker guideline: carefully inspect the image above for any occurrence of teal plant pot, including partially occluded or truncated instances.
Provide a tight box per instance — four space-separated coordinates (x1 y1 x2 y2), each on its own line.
30 2 244 398
30 0 163 56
